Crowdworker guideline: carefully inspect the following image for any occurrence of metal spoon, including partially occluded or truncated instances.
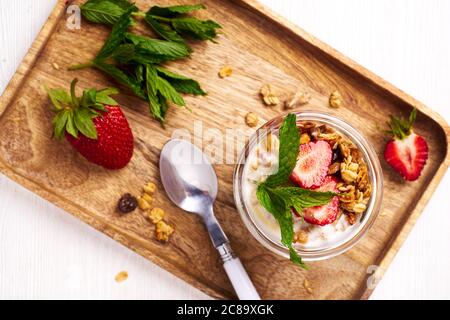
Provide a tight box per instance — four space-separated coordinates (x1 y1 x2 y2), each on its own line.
159 139 260 300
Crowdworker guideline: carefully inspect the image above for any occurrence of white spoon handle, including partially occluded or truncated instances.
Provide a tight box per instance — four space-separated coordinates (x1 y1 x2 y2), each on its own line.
218 244 261 300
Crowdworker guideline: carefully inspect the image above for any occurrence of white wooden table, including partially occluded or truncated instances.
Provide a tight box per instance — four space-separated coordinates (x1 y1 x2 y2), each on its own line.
0 0 449 299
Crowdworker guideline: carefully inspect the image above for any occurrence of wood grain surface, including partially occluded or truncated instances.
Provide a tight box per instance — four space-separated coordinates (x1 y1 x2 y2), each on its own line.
0 0 448 299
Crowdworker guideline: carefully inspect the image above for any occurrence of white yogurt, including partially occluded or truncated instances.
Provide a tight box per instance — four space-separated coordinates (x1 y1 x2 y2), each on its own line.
242 134 361 250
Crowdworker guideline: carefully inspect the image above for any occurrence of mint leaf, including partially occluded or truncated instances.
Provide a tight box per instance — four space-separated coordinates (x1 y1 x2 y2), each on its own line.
94 61 146 100
145 64 164 122
125 33 190 60
148 4 206 17
264 113 299 187
257 185 306 268
155 77 185 107
269 187 336 214
172 17 221 41
81 0 134 25
111 43 165 64
144 15 188 46
156 66 206 95
95 6 136 61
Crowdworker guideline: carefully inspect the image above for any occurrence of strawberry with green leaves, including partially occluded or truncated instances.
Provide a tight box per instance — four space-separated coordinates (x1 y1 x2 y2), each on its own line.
384 109 429 181
47 79 134 170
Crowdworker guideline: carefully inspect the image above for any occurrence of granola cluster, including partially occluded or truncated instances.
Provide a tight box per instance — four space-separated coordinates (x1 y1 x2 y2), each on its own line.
300 122 372 224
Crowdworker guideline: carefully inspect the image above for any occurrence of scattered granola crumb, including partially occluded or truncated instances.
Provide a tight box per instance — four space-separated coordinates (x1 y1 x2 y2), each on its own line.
148 207 165 224
285 92 311 109
303 278 313 294
245 112 259 128
218 66 232 78
117 193 138 214
52 62 60 70
138 196 151 210
115 271 128 283
329 90 343 108
260 84 279 106
155 221 174 242
143 182 157 194
141 193 153 204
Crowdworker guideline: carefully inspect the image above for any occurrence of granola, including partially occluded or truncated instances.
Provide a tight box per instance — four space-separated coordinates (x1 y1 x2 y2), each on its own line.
260 84 279 106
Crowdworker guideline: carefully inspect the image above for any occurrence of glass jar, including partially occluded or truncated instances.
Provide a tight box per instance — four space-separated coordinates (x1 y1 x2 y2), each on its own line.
233 111 383 261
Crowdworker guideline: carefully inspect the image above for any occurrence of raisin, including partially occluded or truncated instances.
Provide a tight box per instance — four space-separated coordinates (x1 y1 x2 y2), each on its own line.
117 193 138 214
332 147 343 162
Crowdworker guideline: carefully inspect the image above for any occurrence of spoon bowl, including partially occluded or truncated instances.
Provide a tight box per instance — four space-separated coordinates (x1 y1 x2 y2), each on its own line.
160 139 217 215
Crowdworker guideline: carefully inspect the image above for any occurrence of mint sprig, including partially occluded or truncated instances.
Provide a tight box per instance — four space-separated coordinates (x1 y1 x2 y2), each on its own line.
256 114 336 269
144 5 221 46
72 1 218 124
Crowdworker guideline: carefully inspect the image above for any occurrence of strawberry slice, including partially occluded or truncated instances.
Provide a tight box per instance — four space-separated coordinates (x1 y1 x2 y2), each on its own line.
301 176 340 226
384 109 429 181
290 140 332 188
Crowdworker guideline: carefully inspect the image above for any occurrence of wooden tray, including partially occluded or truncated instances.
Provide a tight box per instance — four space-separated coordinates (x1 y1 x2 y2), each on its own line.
0 0 448 300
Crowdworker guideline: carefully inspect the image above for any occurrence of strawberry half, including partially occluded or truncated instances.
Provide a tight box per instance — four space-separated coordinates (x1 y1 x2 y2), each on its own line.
302 176 340 226
290 140 332 188
384 109 428 181
47 79 134 170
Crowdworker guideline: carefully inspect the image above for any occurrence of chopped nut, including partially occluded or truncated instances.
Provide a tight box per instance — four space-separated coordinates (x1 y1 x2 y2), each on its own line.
328 162 340 175
117 193 138 214
245 112 259 128
218 65 233 78
294 230 309 244
138 197 151 210
303 279 313 294
260 84 279 106
52 62 60 70
148 207 165 224
299 133 311 145
115 271 128 283
329 90 343 108
155 221 174 242
143 182 157 194
285 92 311 109
346 212 357 225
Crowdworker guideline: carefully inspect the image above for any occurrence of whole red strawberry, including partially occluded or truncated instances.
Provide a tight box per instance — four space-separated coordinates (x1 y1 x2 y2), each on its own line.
384 109 428 181
47 79 134 169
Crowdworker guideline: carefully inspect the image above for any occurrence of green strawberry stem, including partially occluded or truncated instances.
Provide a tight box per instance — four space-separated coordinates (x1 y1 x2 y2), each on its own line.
68 61 95 71
386 108 417 140
70 78 80 108
46 78 120 140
